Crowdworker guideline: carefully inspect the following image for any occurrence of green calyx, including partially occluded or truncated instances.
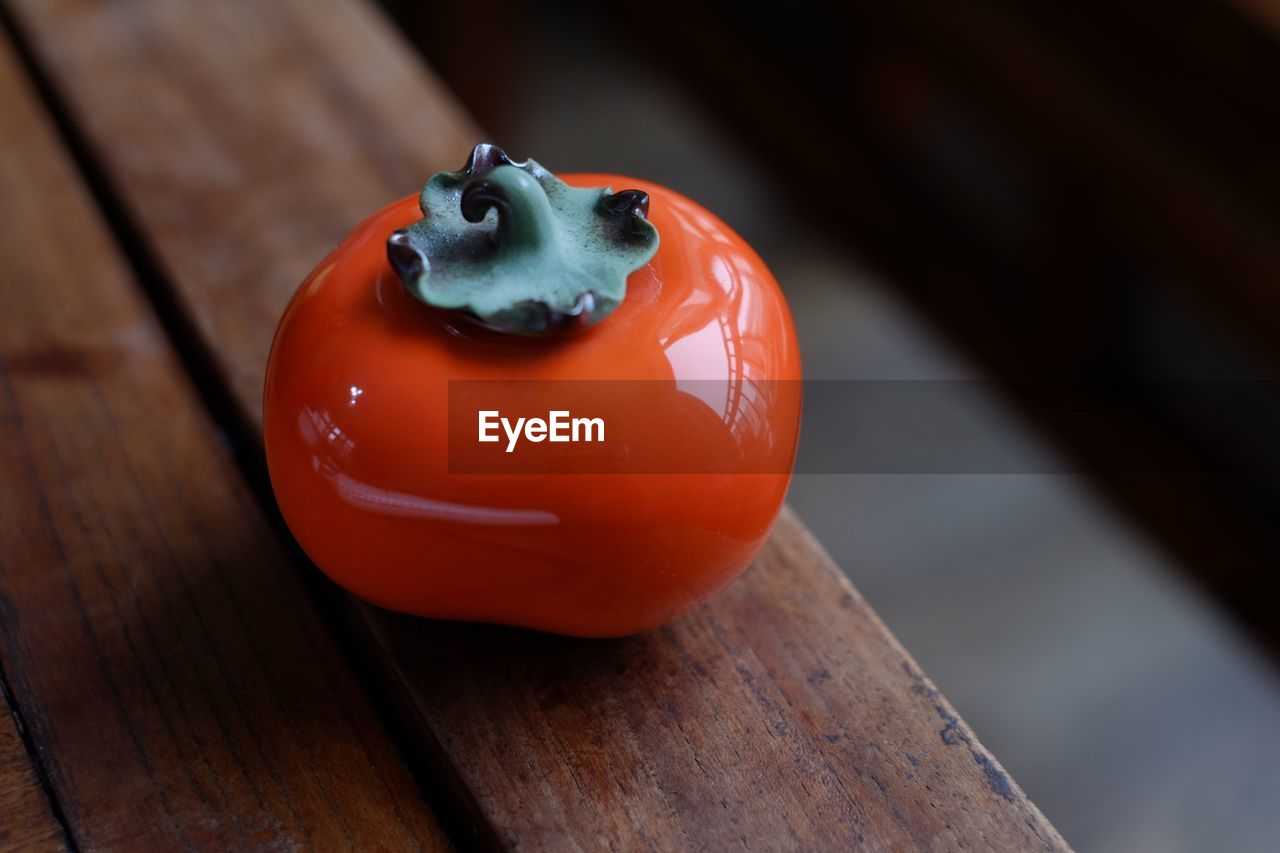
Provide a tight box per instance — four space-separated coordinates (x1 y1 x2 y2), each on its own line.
387 144 660 336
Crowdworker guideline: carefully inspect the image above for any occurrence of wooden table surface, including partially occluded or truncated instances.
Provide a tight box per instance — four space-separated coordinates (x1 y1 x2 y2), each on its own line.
0 0 1069 849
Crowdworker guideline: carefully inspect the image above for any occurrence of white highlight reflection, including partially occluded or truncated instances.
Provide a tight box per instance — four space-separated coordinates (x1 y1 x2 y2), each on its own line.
329 471 559 526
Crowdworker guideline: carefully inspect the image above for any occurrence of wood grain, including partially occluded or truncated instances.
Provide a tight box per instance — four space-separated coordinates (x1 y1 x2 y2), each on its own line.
367 511 1068 850
0 694 65 850
0 30 448 851
3 0 1070 848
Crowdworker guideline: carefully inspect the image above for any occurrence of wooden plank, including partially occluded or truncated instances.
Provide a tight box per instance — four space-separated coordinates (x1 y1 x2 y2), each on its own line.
3 0 1070 848
371 510 1071 850
7 0 480 428
0 694 66 851
0 30 449 851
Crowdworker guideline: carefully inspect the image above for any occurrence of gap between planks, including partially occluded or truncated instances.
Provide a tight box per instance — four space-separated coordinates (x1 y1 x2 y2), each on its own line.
0 16 457 850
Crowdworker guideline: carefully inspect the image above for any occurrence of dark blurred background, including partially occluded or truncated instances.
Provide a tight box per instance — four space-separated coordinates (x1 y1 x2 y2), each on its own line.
377 1 1280 848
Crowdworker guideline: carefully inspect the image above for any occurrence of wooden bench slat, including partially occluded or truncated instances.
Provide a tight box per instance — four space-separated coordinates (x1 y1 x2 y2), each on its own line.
1 694 66 850
5 0 1069 847
0 33 449 851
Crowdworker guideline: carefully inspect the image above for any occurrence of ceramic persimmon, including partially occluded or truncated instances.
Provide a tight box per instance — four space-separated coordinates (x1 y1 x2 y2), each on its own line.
263 144 801 636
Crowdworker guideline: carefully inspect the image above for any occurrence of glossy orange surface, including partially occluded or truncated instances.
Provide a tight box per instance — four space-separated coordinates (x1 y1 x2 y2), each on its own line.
264 175 802 636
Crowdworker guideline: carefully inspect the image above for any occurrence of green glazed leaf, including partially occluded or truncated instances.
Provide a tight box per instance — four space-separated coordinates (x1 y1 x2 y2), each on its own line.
387 144 659 336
